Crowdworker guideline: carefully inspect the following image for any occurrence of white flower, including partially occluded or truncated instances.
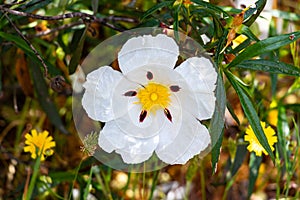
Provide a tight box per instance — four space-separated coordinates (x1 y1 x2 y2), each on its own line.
82 34 217 165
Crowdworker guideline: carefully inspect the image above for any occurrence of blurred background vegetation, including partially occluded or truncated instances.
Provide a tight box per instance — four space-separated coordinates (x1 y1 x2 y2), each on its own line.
0 0 299 199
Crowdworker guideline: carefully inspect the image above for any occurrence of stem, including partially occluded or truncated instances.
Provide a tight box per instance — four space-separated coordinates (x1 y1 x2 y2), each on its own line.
148 170 159 200
142 163 146 200
275 149 281 199
83 166 94 200
25 153 42 200
68 159 83 200
95 170 113 200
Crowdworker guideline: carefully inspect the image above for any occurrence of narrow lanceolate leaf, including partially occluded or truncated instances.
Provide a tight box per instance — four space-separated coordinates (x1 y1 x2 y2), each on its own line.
69 27 88 74
211 129 224 174
243 0 267 26
225 70 275 161
210 71 226 173
227 31 300 68
140 1 173 21
236 59 300 76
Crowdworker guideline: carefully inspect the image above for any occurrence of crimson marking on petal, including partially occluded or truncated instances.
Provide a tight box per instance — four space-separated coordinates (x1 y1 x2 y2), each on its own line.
124 91 137 97
170 85 181 92
164 108 172 122
146 71 153 80
139 110 147 123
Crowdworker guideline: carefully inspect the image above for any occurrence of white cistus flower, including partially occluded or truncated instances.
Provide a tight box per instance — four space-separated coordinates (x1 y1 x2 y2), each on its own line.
82 34 217 165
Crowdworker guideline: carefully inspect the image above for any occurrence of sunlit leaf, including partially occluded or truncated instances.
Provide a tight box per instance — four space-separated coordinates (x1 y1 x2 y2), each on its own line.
227 31 300 68
236 59 300 76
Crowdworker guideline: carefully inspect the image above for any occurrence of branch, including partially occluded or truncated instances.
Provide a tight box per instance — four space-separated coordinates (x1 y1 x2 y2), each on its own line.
0 5 138 31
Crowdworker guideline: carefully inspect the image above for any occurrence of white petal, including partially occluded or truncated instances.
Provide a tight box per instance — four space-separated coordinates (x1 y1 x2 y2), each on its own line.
156 94 183 150
118 34 179 74
99 120 159 164
173 124 210 164
175 57 217 120
82 66 123 122
114 104 167 139
155 111 211 165
116 149 154 164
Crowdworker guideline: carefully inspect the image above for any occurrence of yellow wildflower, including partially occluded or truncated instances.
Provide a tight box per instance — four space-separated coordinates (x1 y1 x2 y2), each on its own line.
244 121 277 156
24 129 56 161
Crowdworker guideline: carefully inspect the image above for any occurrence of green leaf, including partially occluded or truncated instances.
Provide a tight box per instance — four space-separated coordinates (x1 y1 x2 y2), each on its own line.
214 29 228 66
83 166 94 200
211 129 223 174
69 27 88 74
240 25 259 42
225 70 275 161
243 0 267 26
0 32 33 53
191 8 224 38
0 32 60 75
226 101 240 125
29 59 68 134
227 31 300 68
210 70 226 173
236 59 300 76
248 153 262 198
140 1 173 21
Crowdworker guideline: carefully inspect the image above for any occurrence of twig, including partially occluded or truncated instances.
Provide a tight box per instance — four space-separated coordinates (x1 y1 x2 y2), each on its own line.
0 5 138 31
4 13 49 77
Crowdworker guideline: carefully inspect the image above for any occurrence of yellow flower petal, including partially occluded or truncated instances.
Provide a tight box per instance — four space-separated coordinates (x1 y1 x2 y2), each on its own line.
23 129 56 161
244 121 277 156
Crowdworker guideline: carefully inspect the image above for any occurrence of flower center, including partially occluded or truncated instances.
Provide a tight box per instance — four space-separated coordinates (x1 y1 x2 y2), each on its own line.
137 82 170 112
150 93 158 101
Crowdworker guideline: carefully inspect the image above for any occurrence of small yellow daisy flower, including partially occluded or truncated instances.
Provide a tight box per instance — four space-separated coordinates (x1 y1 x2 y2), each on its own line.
244 121 277 156
24 129 56 161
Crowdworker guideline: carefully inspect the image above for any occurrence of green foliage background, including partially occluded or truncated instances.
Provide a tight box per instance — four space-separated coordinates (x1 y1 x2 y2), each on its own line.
0 0 299 199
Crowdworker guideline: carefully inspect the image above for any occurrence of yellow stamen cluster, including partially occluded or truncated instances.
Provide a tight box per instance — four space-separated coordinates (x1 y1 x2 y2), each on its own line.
137 82 170 113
